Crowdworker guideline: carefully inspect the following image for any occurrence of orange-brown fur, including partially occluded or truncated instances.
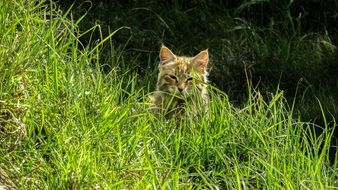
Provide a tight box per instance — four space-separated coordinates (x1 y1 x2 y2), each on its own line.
149 45 209 119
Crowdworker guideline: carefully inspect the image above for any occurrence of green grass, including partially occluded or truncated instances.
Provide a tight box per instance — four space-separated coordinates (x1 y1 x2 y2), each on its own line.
0 1 337 189
61 0 338 124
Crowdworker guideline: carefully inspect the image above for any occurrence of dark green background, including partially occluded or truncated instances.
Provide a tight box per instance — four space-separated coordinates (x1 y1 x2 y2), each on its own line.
56 0 338 129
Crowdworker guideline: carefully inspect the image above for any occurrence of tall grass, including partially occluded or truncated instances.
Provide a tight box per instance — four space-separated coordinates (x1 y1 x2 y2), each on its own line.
59 0 338 125
0 1 337 189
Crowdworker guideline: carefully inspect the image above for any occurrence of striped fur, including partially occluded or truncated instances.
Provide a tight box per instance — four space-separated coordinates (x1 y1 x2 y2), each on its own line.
149 45 209 119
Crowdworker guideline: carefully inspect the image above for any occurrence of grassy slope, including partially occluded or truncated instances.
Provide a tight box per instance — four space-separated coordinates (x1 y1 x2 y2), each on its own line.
0 1 337 189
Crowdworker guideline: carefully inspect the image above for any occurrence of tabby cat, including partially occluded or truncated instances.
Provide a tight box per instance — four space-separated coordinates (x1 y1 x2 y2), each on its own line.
149 45 209 119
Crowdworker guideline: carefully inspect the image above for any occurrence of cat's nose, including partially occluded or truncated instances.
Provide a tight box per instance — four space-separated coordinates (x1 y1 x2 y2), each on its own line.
178 88 184 93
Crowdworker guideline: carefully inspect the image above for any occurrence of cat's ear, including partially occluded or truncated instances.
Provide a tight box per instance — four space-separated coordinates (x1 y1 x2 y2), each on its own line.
192 49 209 72
160 45 176 65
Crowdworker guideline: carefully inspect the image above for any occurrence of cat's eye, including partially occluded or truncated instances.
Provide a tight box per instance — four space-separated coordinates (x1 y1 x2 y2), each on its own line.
169 75 177 80
186 77 193 81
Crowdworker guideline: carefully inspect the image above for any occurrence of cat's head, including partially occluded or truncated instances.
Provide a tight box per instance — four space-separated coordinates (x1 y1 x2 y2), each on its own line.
156 45 209 97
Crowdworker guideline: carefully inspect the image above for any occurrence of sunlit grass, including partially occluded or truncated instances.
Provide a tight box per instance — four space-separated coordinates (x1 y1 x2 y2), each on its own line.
0 1 337 189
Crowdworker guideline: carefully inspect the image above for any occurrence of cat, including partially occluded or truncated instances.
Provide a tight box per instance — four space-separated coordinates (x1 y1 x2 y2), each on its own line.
149 45 209 119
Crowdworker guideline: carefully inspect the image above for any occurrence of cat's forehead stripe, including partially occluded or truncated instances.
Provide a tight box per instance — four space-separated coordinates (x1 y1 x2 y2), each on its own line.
177 57 192 70
161 58 192 70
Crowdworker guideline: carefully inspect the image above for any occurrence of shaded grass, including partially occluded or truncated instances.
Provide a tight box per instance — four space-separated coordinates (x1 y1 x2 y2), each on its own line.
57 0 338 126
0 1 337 189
